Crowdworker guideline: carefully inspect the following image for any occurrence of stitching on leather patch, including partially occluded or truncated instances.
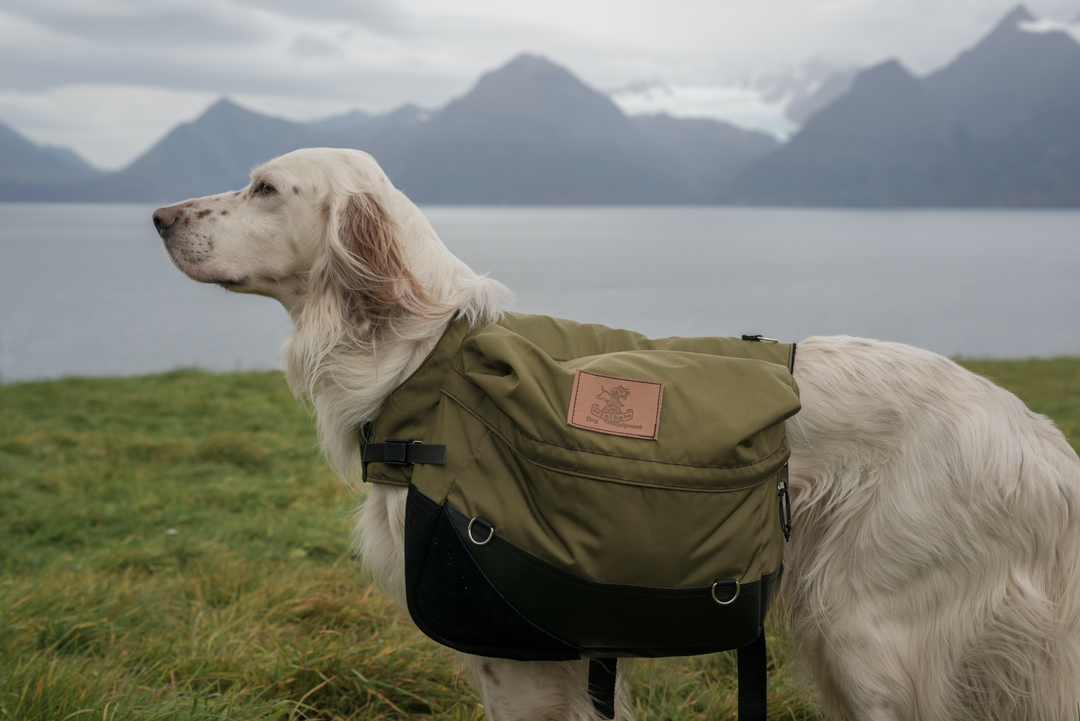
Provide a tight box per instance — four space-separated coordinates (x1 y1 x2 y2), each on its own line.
567 369 663 440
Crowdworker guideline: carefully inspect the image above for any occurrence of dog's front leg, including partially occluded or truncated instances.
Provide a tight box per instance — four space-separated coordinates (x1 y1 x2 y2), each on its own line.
462 655 627 721
359 487 628 719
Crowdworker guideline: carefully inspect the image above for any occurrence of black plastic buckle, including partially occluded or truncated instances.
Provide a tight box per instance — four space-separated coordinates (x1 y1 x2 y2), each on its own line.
383 439 415 466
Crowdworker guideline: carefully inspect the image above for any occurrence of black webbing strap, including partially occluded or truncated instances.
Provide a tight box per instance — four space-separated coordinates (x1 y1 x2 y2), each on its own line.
588 639 763 721
360 439 446 466
588 658 617 720
737 631 768 720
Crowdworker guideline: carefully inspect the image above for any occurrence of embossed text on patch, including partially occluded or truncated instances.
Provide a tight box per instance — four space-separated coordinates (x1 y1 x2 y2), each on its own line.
567 369 663 440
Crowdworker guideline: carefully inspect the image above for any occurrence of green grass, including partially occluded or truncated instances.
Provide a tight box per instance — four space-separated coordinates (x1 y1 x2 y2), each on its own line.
2 360 1078 720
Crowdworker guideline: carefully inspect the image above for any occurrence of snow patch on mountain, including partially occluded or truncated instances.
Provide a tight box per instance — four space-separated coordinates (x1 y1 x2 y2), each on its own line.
608 61 855 140
609 81 797 139
1020 18 1080 42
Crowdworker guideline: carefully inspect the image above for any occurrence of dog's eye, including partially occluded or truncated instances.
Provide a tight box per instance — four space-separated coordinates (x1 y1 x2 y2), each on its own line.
257 182 276 196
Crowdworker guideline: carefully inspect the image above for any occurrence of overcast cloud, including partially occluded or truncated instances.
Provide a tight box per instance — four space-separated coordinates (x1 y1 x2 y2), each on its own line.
1 0 1078 169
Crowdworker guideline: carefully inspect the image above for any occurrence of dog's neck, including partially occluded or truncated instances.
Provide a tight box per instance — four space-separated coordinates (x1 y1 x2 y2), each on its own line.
281 191 512 485
282 311 448 486
287 299 510 484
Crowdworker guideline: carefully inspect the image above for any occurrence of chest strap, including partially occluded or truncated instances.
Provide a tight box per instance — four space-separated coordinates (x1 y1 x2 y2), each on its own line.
361 439 447 466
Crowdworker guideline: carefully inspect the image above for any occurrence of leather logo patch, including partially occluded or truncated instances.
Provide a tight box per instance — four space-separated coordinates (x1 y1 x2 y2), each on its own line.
567 369 663 440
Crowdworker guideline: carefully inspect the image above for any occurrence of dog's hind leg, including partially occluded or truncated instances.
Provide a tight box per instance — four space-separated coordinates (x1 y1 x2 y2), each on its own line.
462 655 628 721
956 589 1080 721
810 600 1080 721
794 609 960 721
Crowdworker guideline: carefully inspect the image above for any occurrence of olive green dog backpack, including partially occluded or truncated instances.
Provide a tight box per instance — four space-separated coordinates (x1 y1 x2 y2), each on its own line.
360 314 800 720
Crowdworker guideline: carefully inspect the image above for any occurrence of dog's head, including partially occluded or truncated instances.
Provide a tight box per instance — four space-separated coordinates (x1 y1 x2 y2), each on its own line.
153 147 440 337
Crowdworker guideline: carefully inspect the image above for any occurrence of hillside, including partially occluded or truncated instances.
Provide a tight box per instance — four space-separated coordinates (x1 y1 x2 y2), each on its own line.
0 120 102 200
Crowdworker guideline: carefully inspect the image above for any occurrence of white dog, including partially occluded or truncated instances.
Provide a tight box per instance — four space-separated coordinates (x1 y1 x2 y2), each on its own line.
154 147 1080 721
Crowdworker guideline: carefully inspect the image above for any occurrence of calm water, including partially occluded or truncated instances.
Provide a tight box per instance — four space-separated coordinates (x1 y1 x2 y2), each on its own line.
1 203 1078 382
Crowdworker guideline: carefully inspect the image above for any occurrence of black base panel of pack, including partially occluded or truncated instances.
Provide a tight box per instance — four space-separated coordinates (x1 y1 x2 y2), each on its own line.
404 486 582 661
444 502 779 658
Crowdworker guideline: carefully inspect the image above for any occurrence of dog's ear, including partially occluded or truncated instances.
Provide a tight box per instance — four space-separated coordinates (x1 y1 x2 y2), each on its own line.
326 191 436 336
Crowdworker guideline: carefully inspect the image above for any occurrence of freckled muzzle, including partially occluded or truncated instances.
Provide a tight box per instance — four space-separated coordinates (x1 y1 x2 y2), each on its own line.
152 202 216 266
153 200 227 238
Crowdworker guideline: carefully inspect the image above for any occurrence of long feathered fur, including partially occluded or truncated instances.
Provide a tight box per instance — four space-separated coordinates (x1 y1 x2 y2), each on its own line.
783 337 1080 720
156 148 1080 721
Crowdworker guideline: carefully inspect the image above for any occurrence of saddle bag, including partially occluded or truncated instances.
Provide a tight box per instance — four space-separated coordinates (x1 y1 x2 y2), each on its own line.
361 314 800 718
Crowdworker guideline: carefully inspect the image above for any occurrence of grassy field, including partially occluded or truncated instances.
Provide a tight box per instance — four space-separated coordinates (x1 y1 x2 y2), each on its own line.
2 360 1078 720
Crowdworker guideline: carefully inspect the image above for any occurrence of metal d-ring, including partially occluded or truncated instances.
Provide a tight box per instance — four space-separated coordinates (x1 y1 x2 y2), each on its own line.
711 580 740 606
467 517 495 545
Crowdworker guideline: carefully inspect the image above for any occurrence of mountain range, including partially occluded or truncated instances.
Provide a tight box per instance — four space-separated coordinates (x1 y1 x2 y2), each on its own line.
0 56 779 204
727 5 1080 205
2 4 1078 206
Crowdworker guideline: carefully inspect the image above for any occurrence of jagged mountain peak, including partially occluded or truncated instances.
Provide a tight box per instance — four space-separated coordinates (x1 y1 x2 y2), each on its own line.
484 53 573 80
849 59 917 90
201 96 247 117
438 53 626 121
801 60 935 135
434 52 633 138
460 53 606 107
195 97 299 127
797 58 950 145
979 3 1051 50
997 4 1037 28
208 96 241 110
455 53 590 107
924 2 1080 137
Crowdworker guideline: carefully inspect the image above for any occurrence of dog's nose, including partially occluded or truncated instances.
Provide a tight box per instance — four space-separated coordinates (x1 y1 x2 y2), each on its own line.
152 206 179 237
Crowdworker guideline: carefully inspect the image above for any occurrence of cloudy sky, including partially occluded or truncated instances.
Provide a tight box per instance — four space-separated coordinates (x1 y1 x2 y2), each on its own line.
2 0 1078 169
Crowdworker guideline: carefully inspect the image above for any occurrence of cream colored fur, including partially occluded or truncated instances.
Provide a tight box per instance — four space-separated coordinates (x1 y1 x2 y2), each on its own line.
155 147 1080 721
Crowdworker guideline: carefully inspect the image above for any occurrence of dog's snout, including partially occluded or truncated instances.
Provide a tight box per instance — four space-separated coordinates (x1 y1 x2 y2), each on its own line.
153 206 180 237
